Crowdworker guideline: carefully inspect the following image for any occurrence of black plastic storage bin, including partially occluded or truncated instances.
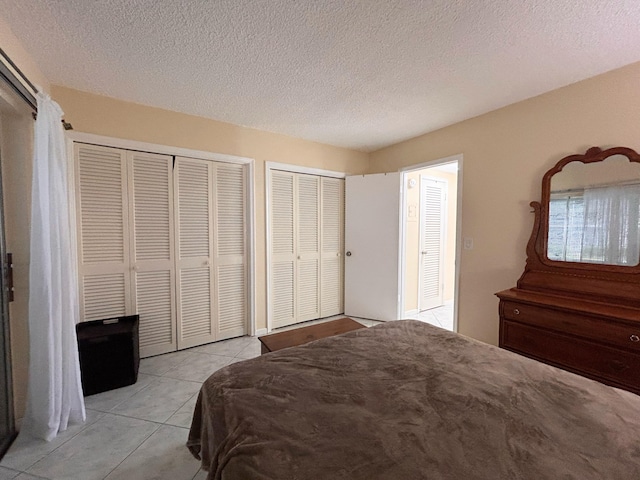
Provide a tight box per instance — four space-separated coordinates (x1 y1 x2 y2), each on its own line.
76 315 140 396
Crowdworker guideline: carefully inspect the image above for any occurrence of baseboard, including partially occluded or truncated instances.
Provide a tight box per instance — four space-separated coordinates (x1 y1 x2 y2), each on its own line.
404 309 419 316
255 328 268 336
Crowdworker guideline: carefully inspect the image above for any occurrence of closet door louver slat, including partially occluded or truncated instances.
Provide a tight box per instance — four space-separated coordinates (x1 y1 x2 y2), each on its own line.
82 274 127 321
76 144 131 322
129 151 176 357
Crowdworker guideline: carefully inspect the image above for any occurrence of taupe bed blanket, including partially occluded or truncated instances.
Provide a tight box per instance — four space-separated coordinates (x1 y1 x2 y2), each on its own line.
188 320 640 480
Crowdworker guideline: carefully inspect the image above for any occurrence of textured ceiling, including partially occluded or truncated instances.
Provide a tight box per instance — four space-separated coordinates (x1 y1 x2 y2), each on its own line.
2 0 640 151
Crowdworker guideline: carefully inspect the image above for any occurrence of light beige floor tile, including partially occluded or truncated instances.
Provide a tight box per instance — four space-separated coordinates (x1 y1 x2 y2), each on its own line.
189 336 252 357
165 393 198 429
0 466 20 479
235 339 261 359
225 356 250 366
83 373 155 412
162 353 230 383
0 410 105 471
26 414 159 480
110 376 201 423
139 351 200 376
104 425 199 480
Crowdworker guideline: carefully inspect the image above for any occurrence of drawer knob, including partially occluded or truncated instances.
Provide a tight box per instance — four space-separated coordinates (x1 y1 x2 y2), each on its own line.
630 334 640 342
513 308 520 315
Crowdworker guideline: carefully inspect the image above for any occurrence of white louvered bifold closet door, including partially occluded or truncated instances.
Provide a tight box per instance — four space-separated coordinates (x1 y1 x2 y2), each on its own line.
320 177 344 317
270 171 296 328
214 163 247 340
128 151 176 357
174 157 216 348
76 144 131 322
296 174 321 322
174 157 247 348
270 171 343 329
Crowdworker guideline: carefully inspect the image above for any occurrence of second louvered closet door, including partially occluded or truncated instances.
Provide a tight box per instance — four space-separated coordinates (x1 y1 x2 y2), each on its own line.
270 171 344 329
128 151 176 357
174 157 247 349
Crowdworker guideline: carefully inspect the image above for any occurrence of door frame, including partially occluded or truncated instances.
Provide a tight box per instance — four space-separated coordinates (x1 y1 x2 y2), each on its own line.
67 131 257 336
399 154 463 332
265 162 345 333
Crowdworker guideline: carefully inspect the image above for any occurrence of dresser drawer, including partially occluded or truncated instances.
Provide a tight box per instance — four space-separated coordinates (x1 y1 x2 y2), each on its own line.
500 300 640 352
501 320 640 393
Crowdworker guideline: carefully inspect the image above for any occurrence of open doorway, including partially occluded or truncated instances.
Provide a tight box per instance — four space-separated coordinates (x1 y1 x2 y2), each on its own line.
400 157 461 331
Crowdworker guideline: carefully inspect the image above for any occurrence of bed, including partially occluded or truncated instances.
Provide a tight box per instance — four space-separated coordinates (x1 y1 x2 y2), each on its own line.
187 320 640 479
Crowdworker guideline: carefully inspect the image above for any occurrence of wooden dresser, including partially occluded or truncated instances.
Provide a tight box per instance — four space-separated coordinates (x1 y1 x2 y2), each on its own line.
497 146 640 396
497 288 640 394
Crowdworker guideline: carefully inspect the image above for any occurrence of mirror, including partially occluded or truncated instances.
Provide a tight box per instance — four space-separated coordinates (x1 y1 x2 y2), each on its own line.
547 154 640 266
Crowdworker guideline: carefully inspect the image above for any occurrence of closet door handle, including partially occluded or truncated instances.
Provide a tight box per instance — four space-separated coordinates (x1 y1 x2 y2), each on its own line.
132 265 139 272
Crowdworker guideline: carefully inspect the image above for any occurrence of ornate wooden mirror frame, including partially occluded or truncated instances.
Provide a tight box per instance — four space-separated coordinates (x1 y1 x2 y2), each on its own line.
518 146 640 307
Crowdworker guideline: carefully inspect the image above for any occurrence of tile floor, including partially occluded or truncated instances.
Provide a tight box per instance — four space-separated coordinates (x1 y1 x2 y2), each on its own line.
406 302 455 331
0 335 263 480
0 312 451 480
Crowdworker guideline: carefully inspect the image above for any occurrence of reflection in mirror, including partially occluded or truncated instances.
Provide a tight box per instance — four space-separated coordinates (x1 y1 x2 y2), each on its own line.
547 155 640 266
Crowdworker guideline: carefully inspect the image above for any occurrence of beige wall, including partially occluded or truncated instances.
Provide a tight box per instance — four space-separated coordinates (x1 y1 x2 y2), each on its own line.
0 14 48 419
370 61 640 345
0 15 49 93
51 86 370 335
404 168 457 313
0 96 33 421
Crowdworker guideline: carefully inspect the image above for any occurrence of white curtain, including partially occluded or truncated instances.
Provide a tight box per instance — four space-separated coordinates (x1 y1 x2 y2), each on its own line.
580 185 640 266
21 93 85 441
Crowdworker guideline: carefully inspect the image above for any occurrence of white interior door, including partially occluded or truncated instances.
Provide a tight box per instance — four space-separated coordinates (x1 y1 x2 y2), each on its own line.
320 177 344 317
128 151 176 357
270 171 296 328
214 162 248 340
76 144 131 322
174 157 216 349
344 173 401 321
296 174 321 322
419 177 446 311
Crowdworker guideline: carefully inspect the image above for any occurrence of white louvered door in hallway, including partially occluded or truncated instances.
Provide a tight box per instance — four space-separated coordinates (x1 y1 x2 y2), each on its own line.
419 177 446 311
269 170 344 329
76 144 248 358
